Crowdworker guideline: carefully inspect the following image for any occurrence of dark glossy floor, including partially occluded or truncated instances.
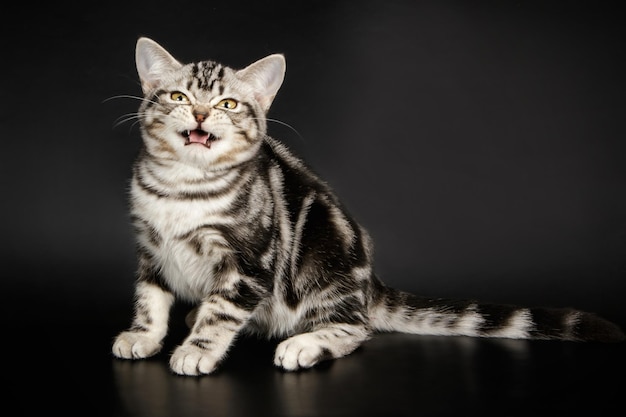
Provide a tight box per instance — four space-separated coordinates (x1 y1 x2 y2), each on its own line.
108 334 626 417
6 284 625 417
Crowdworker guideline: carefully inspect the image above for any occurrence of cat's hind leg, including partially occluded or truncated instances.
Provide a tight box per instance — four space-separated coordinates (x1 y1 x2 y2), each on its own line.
112 281 174 359
274 324 370 371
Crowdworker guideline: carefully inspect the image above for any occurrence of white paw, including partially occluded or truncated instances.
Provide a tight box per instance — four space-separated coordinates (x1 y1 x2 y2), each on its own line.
274 334 329 371
112 331 162 359
169 344 220 376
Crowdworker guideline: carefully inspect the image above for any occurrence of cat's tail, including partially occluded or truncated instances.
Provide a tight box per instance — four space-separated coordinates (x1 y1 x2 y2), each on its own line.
368 281 625 343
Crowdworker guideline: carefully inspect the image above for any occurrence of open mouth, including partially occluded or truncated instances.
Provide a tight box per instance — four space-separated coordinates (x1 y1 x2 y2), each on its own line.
181 129 220 148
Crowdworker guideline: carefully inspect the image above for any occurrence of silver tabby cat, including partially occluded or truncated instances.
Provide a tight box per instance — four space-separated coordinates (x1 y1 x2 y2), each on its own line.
112 37 624 376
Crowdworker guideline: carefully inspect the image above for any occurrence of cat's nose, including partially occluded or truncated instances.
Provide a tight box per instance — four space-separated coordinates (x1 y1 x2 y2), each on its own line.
193 109 209 123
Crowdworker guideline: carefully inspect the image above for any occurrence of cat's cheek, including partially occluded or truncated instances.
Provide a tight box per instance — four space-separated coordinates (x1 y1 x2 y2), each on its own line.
213 143 252 166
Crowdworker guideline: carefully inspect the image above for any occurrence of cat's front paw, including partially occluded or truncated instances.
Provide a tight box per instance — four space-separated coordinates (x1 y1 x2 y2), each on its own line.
169 344 221 376
274 334 331 371
112 331 162 359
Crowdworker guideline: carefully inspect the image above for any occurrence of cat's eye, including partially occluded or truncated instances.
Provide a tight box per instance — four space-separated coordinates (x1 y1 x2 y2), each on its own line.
170 91 190 102
216 98 238 110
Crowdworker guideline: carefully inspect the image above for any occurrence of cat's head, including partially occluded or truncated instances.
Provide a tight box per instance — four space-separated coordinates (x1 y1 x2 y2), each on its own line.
135 37 285 170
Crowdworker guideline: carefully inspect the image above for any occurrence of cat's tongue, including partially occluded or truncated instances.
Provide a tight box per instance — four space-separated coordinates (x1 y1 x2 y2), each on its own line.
188 129 210 145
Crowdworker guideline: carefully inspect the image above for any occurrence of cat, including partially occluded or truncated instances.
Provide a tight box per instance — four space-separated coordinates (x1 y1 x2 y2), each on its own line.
112 37 625 376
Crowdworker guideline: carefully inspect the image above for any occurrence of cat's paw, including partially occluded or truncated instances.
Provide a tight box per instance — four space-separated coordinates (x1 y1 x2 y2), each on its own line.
112 331 162 359
274 334 331 371
169 344 221 376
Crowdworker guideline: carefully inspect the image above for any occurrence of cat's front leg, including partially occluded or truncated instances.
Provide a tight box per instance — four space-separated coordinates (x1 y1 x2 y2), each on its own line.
169 287 260 376
274 324 370 371
112 281 174 359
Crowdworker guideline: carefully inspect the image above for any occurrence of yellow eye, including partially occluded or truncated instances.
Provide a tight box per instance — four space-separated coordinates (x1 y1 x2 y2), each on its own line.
170 91 189 102
216 98 238 110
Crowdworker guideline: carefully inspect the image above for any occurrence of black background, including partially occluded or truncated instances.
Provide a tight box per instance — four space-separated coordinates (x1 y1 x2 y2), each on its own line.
2 1 625 416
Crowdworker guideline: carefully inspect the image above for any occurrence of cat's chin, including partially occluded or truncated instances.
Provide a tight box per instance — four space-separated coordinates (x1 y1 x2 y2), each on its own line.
184 141 216 149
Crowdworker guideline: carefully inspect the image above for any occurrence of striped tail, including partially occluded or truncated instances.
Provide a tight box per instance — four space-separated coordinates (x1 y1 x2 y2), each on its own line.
369 285 625 343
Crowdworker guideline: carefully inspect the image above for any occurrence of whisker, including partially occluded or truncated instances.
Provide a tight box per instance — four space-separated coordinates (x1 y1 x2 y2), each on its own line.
102 94 159 106
113 112 140 123
252 118 305 141
111 111 149 134
113 114 142 127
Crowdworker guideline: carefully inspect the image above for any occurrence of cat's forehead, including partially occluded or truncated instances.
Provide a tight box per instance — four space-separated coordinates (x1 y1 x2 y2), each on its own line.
186 60 228 78
164 60 244 97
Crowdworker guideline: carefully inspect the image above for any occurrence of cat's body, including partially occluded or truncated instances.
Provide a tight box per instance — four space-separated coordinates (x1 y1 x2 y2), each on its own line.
112 37 624 376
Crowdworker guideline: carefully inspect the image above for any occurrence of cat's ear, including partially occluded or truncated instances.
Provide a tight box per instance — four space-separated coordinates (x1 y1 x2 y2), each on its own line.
135 37 183 93
237 54 286 112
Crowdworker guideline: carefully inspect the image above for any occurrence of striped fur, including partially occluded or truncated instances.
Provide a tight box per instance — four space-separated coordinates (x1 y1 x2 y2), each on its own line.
112 38 625 376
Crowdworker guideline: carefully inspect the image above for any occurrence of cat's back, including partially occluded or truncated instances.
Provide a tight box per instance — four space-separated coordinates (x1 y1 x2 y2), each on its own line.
260 136 337 203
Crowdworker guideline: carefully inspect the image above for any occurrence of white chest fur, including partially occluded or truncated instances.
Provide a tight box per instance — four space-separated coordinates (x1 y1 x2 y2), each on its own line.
131 177 237 302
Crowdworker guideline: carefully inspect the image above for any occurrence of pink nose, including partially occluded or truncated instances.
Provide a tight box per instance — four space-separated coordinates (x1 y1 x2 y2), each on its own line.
194 111 208 123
